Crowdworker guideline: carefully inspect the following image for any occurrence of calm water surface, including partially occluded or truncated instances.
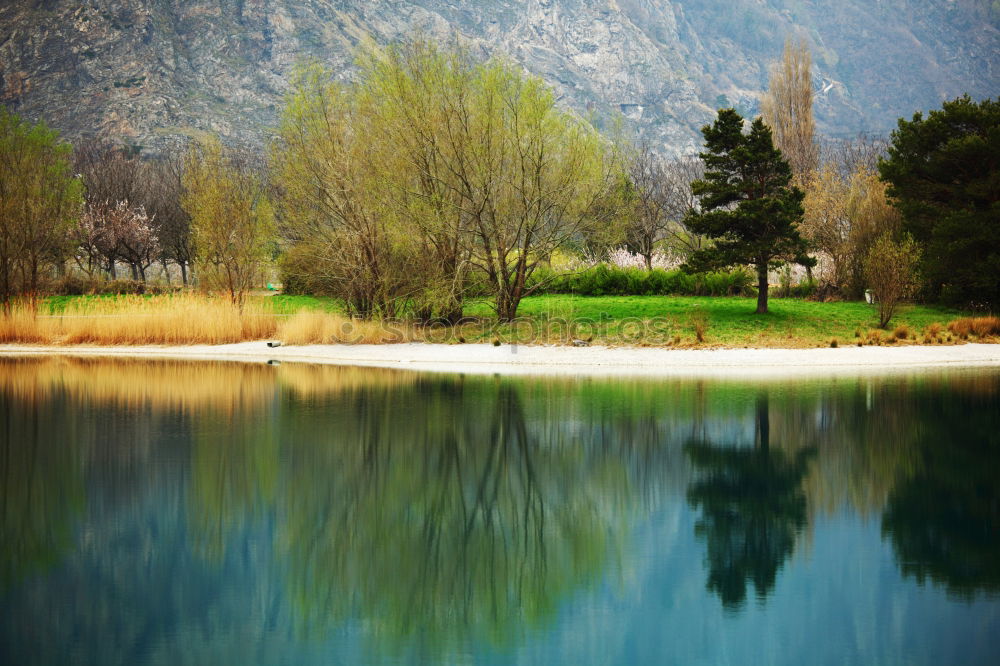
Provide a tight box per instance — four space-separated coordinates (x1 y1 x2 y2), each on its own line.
1 357 998 665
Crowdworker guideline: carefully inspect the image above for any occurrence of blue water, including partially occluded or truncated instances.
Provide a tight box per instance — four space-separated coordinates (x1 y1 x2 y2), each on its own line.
1 358 998 665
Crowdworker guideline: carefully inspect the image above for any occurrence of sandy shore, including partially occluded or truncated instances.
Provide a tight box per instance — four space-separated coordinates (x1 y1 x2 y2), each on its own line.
3 341 1000 378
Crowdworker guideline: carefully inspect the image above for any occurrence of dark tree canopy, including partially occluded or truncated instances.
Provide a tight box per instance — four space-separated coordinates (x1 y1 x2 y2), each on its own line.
878 95 1000 309
684 109 812 313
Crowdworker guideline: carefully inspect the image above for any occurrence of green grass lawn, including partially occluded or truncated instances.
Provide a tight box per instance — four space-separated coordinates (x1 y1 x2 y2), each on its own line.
40 292 968 348
461 294 965 347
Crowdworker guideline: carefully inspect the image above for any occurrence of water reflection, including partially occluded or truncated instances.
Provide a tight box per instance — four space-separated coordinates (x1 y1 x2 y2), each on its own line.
0 358 998 665
0 390 84 591
685 394 813 609
881 383 1000 598
278 380 631 653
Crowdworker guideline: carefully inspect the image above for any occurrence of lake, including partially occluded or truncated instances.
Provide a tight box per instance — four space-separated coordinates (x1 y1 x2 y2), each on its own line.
1 357 998 665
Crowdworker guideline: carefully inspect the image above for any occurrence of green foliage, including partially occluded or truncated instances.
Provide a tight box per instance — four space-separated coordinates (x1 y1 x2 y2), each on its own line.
272 39 619 322
0 107 83 306
182 136 275 306
683 109 812 314
863 232 922 328
878 95 1000 309
526 264 754 297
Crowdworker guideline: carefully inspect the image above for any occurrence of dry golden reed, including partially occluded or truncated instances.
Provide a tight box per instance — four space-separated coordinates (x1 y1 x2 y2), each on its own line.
948 316 1000 340
1 295 275 345
276 310 415 345
0 295 424 346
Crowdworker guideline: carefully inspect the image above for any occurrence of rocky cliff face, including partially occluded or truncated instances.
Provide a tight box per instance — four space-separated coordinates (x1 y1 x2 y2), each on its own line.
1 0 997 154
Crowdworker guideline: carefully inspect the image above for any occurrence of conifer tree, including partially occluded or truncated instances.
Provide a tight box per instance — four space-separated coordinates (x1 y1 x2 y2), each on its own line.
683 109 812 314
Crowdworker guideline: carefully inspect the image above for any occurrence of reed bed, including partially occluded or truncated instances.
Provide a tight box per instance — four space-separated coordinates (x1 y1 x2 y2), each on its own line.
0 295 421 346
0 295 275 345
276 310 417 345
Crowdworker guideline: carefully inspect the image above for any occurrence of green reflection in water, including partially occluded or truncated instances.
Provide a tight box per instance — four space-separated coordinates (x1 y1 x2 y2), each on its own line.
1 357 999 663
685 394 814 610
271 379 642 654
0 390 85 591
881 384 1000 598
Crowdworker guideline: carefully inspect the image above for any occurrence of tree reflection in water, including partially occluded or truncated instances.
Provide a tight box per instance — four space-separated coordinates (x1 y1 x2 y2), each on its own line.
685 393 814 610
4 358 1000 663
881 380 1000 598
0 390 85 591
277 379 629 654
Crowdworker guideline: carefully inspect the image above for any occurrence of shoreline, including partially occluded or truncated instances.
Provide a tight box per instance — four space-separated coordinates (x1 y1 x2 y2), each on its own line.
3 341 1000 378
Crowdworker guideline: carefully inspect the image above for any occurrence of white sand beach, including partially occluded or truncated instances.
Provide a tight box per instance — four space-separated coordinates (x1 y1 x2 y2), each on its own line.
3 342 1000 378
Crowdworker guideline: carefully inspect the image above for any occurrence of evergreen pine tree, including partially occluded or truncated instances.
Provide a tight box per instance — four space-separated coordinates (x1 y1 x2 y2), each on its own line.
683 109 812 314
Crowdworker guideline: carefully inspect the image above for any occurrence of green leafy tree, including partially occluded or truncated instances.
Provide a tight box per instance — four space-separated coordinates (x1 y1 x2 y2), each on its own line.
273 39 619 322
878 95 1000 308
683 109 812 314
0 108 82 308
182 136 275 307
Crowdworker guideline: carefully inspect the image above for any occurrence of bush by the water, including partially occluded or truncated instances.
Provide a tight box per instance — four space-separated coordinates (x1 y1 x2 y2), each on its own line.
525 264 755 297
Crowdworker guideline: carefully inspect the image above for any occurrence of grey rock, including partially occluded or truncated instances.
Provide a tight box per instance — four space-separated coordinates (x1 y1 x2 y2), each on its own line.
1 1 996 155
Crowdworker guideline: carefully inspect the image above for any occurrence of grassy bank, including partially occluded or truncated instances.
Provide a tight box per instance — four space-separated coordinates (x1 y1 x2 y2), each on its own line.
0 292 994 348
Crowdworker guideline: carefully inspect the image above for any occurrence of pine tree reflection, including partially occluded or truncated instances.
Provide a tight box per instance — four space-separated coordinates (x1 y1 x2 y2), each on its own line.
685 393 814 610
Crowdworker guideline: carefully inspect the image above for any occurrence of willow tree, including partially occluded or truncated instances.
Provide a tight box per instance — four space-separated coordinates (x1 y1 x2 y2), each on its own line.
273 39 619 322
460 61 617 320
182 137 275 307
761 38 817 186
273 66 418 318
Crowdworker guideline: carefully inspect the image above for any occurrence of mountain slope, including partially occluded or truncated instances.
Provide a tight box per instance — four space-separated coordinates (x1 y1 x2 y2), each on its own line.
0 0 996 153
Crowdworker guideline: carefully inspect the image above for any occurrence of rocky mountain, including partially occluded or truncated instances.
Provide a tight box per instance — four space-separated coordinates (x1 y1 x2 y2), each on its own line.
1 0 997 154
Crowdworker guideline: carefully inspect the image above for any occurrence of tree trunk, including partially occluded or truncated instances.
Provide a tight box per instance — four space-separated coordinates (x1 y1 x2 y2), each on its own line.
644 252 653 271
755 393 770 452
180 261 188 286
756 263 769 314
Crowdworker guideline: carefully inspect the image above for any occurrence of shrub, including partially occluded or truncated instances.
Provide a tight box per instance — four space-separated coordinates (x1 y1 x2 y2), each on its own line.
893 324 910 340
527 264 754 297
971 316 1000 338
863 232 921 328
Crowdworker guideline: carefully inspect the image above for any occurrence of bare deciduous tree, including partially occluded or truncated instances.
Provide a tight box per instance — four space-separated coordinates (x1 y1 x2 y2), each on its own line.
623 146 705 268
144 149 192 284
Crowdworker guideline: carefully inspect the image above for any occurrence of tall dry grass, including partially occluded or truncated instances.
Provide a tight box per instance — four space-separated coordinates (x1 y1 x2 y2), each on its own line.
1 295 276 345
0 295 420 346
276 310 415 345
948 316 1000 340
